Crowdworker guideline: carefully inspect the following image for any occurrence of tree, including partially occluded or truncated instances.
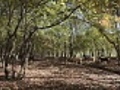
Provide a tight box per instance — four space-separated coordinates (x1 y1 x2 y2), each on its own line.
0 0 83 79
68 0 120 62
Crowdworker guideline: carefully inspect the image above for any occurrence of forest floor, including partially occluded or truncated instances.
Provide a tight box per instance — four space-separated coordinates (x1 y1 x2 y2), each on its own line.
0 58 120 90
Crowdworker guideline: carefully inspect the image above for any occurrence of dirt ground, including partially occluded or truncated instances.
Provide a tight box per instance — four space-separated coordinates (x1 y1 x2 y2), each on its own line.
0 58 120 90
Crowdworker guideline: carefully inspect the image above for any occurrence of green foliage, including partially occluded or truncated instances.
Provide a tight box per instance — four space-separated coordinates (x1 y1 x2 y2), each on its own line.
0 0 119 56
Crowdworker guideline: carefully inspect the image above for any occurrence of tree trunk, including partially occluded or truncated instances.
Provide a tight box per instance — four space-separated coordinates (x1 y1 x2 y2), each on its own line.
69 42 73 58
4 58 9 79
64 42 67 58
60 51 63 57
116 47 120 64
56 51 59 57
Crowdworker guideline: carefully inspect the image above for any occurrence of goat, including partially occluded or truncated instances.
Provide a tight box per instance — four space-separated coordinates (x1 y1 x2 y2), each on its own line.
98 57 110 63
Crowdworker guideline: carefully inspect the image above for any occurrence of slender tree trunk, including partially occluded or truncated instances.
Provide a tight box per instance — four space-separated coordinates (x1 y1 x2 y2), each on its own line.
0 47 4 68
4 58 9 79
64 42 67 58
60 51 63 57
115 47 120 64
56 51 59 57
69 42 73 58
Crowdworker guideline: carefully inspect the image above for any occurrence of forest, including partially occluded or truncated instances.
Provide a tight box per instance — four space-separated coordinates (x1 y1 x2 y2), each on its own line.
0 0 120 90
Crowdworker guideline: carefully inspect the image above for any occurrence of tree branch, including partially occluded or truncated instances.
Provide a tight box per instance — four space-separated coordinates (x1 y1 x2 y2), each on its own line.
20 4 82 44
36 4 81 30
9 0 24 38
